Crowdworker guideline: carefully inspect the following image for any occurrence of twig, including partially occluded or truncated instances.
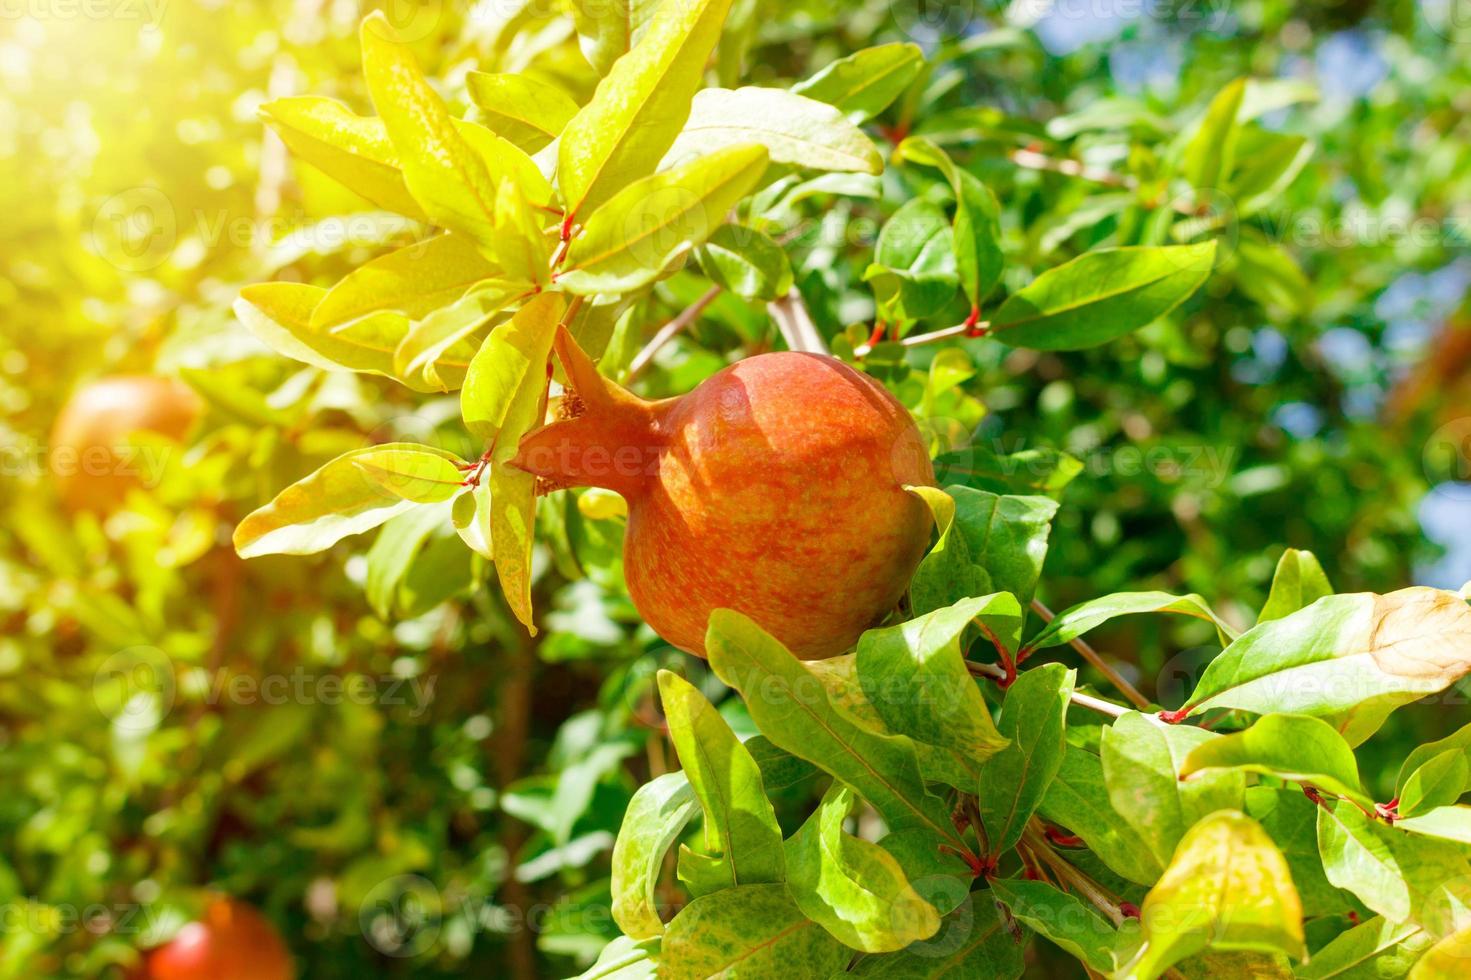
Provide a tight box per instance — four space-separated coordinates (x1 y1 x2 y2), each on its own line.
1009 148 1137 190
855 319 989 358
627 286 722 380
1028 599 1152 712
770 288 829 355
1008 147 1207 218
1021 825 1128 927
965 660 1129 718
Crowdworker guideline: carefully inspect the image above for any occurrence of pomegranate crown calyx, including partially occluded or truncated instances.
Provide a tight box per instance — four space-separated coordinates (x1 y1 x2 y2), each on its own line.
510 328 660 497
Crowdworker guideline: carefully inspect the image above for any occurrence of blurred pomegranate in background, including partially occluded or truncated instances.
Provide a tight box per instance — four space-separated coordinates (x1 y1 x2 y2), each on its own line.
50 375 201 512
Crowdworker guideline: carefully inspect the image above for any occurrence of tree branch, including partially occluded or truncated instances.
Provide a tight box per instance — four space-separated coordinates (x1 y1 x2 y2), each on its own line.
627 286 722 380
1028 599 1152 711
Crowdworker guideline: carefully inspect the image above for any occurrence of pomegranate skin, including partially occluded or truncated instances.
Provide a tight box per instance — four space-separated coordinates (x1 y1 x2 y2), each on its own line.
50 375 201 512
514 330 935 659
135 898 295 980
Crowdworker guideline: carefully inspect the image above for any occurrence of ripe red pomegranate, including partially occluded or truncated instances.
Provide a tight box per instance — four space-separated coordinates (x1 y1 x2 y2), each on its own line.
133 898 295 980
50 375 201 512
513 329 935 659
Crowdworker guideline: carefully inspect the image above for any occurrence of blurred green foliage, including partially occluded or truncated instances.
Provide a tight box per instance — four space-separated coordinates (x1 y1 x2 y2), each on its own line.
1 0 1468 976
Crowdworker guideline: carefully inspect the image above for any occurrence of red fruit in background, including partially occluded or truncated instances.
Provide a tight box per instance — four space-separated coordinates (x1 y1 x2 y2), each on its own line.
50 375 201 512
513 329 936 659
135 898 295 980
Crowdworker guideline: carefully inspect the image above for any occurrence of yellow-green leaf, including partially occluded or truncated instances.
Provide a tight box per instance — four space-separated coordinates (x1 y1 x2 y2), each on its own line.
235 444 464 558
259 96 427 220
361 13 498 243
466 72 580 153
461 293 566 451
784 784 940 952
558 0 737 221
491 465 538 634
352 448 468 504
312 234 503 329
663 87 882 175
657 671 784 891
568 0 663 76
1121 810 1305 980
394 281 524 391
1410 924 1471 979
236 282 443 394
492 181 553 288
559 144 769 296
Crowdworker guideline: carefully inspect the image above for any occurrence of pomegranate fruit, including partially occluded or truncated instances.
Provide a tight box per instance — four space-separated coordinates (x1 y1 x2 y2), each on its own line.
512 329 935 659
50 375 201 512
133 897 295 980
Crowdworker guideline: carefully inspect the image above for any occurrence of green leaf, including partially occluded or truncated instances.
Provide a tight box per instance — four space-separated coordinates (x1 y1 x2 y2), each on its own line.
259 96 427 219
784 784 940 952
990 878 1119 973
932 444 1083 498
695 225 794 301
1180 588 1471 745
573 936 661 980
312 234 504 330
610 771 700 939
1398 722 1471 803
568 0 662 76
991 243 1217 351
353 447 469 504
234 444 465 558
1121 810 1304 980
1179 714 1372 809
1181 78 1248 194
1257 548 1333 624
792 43 926 122
909 487 1057 649
1243 787 1348 917
1230 232 1313 315
491 464 539 634
704 610 965 849
1101 712 1246 868
856 595 1012 778
560 144 769 296
664 87 882 174
977 662 1074 857
461 292 565 452
1401 752 1471 818
1297 916 1429 980
395 281 523 391
1410 923 1471 979
558 0 737 220
366 504 450 618
235 283 442 392
361 13 506 248
804 656 978 792
451 481 492 560
1397 805 1471 845
895 137 1004 310
1231 128 1315 217
465 72 580 154
1318 800 1471 924
846 901 1024 979
1037 746 1164 885
660 884 848 980
1024 590 1237 654
657 671 784 891
865 198 958 322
